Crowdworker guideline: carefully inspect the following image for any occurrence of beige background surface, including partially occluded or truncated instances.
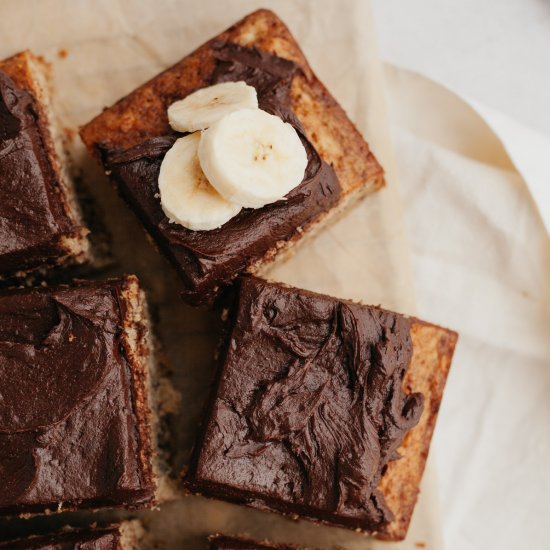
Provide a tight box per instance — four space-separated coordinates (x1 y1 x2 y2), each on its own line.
0 1 439 548
384 65 550 550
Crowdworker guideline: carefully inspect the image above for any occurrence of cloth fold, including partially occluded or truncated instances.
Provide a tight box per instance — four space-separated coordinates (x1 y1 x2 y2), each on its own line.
384 63 550 550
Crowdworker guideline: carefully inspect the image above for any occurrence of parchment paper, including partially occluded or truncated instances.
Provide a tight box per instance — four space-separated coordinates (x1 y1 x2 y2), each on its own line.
0 1 439 548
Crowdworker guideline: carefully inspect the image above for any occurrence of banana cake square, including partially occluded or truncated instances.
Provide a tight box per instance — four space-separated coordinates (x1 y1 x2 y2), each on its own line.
79 10 384 306
0 522 143 549
0 51 90 280
184 276 457 541
0 276 159 517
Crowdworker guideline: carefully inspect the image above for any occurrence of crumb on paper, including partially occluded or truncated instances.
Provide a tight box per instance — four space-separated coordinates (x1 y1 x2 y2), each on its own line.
36 54 51 72
157 377 182 415
64 126 76 143
57 48 68 59
415 543 426 548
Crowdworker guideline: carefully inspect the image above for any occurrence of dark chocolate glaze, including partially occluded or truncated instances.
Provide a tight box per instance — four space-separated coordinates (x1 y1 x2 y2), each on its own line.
209 534 299 550
186 277 424 532
102 44 341 306
0 526 121 549
0 279 155 516
0 70 79 275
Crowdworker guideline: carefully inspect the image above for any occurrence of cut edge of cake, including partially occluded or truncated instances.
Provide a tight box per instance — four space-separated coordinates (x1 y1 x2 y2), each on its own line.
118 274 178 507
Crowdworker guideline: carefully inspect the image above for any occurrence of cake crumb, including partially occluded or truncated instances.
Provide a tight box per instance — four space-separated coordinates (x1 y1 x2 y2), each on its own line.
57 48 69 59
415 543 426 548
64 127 76 143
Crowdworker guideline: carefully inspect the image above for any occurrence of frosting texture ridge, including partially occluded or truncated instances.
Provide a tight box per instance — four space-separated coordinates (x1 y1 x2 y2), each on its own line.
187 277 424 531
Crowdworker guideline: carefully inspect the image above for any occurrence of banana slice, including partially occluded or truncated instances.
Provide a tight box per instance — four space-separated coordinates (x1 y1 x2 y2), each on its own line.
198 108 308 208
158 133 241 231
168 81 258 133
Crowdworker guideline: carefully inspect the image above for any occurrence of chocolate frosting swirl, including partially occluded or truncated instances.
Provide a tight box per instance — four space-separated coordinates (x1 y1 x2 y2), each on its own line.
188 277 424 531
0 281 154 514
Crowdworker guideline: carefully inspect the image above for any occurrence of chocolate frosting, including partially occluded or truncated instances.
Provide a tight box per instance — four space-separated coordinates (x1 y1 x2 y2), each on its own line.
0 280 154 515
103 44 341 305
209 535 297 550
0 527 121 549
0 70 78 275
187 277 424 532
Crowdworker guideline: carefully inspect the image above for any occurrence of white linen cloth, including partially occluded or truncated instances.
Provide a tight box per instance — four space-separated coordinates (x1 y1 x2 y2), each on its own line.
384 65 550 550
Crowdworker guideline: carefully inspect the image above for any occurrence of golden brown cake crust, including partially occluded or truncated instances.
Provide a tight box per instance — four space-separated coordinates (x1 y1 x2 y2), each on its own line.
377 320 457 540
79 9 383 200
0 50 43 91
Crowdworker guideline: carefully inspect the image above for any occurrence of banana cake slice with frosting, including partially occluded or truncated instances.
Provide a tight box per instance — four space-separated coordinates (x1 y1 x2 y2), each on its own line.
80 9 384 306
0 276 162 517
0 51 90 281
184 276 457 541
